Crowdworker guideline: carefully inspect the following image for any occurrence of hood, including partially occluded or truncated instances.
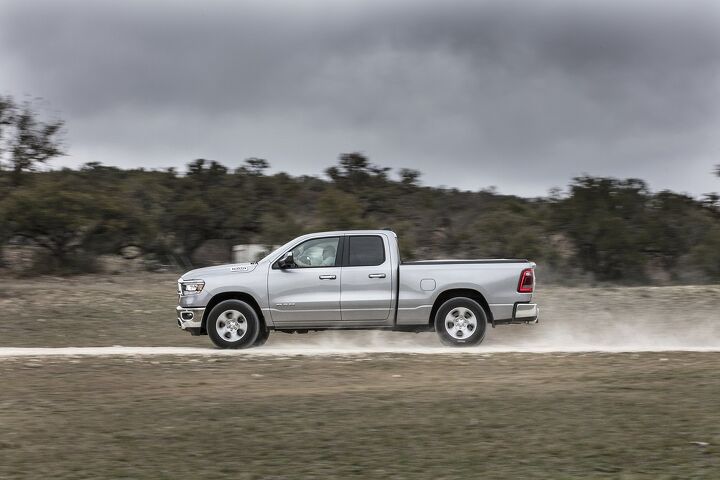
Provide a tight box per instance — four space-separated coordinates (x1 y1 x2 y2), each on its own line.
181 262 258 280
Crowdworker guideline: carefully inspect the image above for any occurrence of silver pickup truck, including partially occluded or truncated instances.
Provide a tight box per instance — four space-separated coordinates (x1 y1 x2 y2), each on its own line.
176 230 538 348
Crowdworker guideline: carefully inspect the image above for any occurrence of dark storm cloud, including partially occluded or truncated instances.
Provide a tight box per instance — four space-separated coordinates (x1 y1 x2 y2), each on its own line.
1 0 719 196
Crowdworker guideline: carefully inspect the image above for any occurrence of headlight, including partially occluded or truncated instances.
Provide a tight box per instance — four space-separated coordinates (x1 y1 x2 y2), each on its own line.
179 279 205 295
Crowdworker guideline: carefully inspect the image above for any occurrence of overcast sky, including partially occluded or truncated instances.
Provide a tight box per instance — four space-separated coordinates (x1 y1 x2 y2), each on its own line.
1 0 719 196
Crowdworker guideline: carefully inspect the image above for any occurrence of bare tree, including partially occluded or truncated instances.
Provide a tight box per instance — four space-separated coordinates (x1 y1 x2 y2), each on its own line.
0 96 16 161
0 98 65 185
10 104 64 185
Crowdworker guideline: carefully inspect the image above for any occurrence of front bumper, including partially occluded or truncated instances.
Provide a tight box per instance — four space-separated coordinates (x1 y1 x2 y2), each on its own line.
176 306 205 330
513 303 539 323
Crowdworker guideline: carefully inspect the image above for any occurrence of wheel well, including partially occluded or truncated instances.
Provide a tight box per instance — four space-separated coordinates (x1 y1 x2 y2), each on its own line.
429 289 493 326
202 292 266 333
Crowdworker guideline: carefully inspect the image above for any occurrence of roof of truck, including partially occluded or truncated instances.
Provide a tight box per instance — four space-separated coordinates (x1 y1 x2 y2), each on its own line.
299 229 397 237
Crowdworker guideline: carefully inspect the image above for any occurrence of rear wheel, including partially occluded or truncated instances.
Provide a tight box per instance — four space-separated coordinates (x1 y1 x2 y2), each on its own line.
207 300 260 349
434 297 487 347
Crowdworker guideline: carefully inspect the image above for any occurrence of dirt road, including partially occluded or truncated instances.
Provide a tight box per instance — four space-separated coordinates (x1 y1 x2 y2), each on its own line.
1 344 720 357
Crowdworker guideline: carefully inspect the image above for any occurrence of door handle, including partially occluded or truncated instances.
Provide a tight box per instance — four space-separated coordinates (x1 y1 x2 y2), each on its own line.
368 273 386 278
319 275 337 280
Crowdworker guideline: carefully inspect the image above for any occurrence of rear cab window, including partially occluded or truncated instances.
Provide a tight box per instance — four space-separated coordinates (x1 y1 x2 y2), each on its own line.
347 235 385 266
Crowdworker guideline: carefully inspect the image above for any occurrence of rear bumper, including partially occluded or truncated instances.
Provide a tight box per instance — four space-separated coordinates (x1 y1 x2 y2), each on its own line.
176 306 205 330
489 302 538 326
513 303 539 323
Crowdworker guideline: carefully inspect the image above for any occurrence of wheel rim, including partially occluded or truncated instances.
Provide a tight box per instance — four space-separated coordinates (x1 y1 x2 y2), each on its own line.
445 307 477 340
215 310 248 342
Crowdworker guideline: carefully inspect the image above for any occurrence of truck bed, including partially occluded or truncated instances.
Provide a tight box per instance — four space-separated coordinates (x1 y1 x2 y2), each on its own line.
396 259 535 326
402 259 529 265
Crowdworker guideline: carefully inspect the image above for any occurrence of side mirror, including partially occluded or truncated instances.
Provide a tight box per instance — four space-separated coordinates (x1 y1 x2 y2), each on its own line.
277 252 294 269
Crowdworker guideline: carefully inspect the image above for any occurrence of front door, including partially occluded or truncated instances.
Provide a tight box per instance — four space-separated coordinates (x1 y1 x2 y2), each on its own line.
340 234 393 323
267 236 342 326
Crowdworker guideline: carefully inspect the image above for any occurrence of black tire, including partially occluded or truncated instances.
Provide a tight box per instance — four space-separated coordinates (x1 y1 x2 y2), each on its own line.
207 300 260 349
253 326 270 347
434 297 487 347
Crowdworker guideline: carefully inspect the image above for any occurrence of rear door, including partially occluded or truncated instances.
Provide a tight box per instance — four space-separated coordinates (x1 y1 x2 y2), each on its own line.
340 234 393 323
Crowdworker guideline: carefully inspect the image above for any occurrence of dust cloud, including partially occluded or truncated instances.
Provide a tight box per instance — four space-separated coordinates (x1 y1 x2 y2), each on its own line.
0 285 717 357
257 284 720 354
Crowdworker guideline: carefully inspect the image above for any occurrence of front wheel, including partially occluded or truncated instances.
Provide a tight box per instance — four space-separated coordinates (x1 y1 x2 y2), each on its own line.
253 326 270 347
207 300 260 349
434 297 487 347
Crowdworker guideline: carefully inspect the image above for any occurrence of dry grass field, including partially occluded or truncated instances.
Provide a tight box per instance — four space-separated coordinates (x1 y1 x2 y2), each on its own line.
1 274 719 478
1 353 719 479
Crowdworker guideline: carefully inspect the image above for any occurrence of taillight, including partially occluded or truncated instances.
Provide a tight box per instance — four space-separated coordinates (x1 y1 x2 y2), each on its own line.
518 268 534 293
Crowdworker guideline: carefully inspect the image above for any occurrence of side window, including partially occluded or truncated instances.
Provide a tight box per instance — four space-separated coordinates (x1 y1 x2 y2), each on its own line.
348 236 385 267
290 237 340 268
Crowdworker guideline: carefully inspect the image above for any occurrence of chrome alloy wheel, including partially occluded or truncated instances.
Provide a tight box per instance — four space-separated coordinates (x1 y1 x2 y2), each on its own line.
215 310 248 341
444 307 477 340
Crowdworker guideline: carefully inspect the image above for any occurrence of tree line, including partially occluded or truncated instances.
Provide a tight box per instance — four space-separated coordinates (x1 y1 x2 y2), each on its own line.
0 97 718 282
